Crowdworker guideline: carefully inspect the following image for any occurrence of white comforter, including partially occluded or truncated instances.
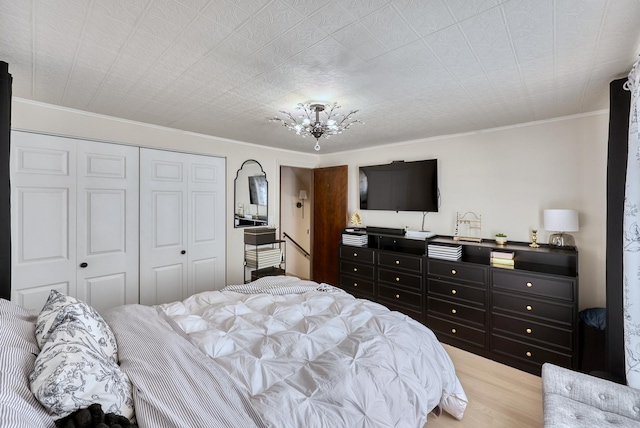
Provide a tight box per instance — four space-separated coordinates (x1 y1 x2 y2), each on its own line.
160 277 467 428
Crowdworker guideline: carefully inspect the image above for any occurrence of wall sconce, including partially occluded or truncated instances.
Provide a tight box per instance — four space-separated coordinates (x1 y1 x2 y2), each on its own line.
296 190 308 218
543 209 579 248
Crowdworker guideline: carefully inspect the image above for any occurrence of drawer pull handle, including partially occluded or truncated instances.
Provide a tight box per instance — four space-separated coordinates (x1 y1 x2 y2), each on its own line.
395 294 400 299
526 351 532 357
526 305 532 311
526 282 533 288
354 253 358 257
395 260 400 265
353 283 358 287
353 268 358 272
526 328 532 334
451 328 457 334
395 277 400 282
451 309 457 314
451 269 457 275
451 289 457 295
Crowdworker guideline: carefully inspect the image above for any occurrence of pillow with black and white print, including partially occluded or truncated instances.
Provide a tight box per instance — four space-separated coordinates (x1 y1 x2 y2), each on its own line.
29 290 134 421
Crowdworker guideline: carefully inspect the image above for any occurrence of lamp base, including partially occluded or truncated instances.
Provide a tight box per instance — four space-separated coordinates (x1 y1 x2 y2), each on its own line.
548 232 576 248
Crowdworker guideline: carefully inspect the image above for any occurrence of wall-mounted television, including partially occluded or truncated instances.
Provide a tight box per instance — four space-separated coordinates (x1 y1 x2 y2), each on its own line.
359 159 438 212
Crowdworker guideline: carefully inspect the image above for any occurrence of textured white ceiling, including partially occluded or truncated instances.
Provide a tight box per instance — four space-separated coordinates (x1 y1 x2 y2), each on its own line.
2 0 640 153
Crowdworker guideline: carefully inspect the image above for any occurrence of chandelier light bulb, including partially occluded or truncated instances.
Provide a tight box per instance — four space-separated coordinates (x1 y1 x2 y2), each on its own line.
270 101 363 151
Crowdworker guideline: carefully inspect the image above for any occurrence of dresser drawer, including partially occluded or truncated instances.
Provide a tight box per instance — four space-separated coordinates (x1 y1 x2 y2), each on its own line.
492 292 574 326
429 260 487 286
340 260 374 279
492 334 573 368
381 301 423 322
492 270 575 301
378 268 422 290
378 284 422 309
427 315 486 348
340 246 375 263
428 297 486 326
491 313 573 351
428 279 485 305
378 252 423 273
339 274 375 297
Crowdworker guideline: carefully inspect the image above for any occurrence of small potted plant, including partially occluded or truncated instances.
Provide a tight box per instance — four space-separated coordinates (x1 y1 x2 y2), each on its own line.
495 233 507 245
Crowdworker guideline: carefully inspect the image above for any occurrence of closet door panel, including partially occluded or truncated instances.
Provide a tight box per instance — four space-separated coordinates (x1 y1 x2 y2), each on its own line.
140 148 188 305
10 132 77 310
80 273 127 313
140 150 225 305
76 142 139 309
187 155 225 296
14 282 69 310
153 263 184 304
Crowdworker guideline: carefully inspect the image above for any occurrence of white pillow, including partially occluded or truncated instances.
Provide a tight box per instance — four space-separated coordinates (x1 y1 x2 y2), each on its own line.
29 290 134 421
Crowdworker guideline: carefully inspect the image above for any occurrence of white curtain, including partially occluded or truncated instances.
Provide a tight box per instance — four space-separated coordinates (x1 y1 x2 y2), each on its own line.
624 58 640 387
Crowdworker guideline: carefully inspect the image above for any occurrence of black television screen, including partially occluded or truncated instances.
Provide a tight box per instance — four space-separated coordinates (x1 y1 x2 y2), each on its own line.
359 159 438 212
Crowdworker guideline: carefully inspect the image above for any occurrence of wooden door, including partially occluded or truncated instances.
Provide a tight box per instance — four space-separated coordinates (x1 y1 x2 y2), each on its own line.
312 165 348 285
76 142 139 312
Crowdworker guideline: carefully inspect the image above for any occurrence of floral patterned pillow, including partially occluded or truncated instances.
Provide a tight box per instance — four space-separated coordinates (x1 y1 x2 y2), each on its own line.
29 290 134 421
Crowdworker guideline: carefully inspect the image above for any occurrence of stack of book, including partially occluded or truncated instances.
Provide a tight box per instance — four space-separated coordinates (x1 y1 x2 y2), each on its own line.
342 233 368 247
245 248 282 269
406 230 436 240
490 250 515 268
428 244 462 261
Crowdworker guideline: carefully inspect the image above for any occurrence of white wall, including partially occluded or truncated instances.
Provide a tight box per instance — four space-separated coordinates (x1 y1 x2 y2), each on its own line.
319 112 609 310
11 98 319 286
11 98 609 309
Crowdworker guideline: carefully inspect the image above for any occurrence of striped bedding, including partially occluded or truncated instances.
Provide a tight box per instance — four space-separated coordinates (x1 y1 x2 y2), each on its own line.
101 305 266 428
1 276 467 427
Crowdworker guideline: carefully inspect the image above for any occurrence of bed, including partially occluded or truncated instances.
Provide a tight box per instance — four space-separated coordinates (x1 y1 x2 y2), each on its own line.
1 276 467 428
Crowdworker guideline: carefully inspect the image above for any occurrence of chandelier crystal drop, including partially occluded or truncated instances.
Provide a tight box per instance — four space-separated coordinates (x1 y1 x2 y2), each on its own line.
270 102 363 151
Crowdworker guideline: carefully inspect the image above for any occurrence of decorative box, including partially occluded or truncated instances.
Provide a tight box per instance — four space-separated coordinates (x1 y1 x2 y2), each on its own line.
244 227 276 245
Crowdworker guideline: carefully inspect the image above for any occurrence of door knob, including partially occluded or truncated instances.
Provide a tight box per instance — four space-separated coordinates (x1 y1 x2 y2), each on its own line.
79 262 88 268
181 250 186 254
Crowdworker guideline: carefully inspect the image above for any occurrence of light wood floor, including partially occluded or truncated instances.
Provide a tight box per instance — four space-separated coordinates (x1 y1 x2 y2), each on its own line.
426 344 543 427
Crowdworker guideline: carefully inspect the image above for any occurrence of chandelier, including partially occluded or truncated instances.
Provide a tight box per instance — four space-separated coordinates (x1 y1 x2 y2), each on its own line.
270 102 362 151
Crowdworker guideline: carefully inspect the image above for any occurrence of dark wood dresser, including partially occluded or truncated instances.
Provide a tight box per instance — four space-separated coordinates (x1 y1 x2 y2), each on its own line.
338 230 578 375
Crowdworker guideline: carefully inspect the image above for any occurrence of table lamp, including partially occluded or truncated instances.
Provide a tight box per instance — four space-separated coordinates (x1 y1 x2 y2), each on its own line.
543 209 578 248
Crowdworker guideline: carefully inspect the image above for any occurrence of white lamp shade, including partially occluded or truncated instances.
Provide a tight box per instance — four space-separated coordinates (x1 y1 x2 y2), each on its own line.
543 209 579 232
299 190 308 200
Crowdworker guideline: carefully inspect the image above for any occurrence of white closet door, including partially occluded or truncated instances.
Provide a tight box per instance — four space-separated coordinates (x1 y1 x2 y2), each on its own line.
10 131 77 310
139 149 225 305
76 142 139 312
140 149 189 305
186 154 225 297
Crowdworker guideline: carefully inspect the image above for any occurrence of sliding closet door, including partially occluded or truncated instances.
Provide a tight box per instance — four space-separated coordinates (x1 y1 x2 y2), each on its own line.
76 142 139 312
139 149 225 305
10 132 77 309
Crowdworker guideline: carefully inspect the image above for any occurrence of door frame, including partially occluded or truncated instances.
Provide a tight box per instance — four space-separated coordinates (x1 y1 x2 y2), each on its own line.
276 158 318 277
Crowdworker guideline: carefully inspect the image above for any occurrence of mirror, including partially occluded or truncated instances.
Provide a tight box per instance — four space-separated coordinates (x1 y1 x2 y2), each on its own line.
234 160 268 228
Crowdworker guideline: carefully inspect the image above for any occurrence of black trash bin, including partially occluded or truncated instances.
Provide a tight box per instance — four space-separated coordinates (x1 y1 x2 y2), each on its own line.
578 307 606 374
